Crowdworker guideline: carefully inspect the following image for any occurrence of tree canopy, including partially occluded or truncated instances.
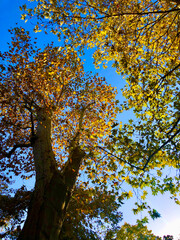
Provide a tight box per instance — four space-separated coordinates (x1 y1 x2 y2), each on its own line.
0 0 180 238
106 220 162 240
0 27 117 186
23 0 180 135
22 1 180 179
0 27 119 239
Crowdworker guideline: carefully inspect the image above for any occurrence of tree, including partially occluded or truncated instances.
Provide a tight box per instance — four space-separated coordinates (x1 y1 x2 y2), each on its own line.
22 0 180 201
0 186 31 239
105 220 161 240
23 0 180 82
0 27 118 239
1 0 180 238
0 186 122 239
23 0 180 134
163 235 174 240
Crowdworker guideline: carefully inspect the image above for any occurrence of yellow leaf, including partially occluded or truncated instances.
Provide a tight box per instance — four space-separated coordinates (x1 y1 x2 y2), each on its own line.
128 190 133 198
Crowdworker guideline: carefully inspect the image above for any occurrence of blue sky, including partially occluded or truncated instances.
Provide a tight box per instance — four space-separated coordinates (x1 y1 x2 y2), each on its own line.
1 0 180 239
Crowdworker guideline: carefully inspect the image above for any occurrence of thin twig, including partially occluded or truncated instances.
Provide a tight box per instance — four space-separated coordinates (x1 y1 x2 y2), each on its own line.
98 146 143 171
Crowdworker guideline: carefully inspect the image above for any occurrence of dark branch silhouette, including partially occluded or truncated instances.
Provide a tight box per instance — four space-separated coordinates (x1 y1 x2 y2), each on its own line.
99 116 180 172
98 146 143 171
143 127 180 170
60 8 180 20
1 143 32 158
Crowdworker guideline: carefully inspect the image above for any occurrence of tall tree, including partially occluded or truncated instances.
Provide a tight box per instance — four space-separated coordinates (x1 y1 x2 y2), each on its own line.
1 0 180 238
22 0 180 200
0 27 117 239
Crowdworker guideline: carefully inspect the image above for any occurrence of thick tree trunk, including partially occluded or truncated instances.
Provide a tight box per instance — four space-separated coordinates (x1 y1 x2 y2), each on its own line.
18 109 85 240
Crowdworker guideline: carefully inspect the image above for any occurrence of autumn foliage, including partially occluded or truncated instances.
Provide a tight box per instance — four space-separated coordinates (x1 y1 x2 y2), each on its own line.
0 27 117 181
0 0 180 238
0 28 118 239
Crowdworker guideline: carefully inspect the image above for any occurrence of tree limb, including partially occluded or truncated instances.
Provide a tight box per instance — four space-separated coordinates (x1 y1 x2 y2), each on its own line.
143 128 180 170
98 146 143 171
1 143 32 158
167 116 180 135
160 63 180 82
99 117 180 172
61 7 180 20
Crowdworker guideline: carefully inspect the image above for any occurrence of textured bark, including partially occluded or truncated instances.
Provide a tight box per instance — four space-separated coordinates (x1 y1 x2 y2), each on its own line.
18 109 85 240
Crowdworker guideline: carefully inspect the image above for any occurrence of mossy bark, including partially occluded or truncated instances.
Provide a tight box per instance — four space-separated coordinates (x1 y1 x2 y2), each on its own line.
18 109 85 240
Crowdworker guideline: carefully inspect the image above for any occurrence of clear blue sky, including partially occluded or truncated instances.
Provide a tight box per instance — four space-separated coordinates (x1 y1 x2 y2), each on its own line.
1 0 180 239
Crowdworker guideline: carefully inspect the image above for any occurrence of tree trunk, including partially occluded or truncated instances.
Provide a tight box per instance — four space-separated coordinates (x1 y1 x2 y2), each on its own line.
18 109 85 240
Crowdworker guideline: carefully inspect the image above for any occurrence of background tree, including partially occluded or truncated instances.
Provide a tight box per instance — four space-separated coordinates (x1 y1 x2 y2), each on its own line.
163 235 174 240
105 220 161 240
0 27 118 239
60 187 122 239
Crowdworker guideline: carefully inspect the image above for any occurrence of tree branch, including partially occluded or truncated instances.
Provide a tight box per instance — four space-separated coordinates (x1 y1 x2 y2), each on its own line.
1 143 32 158
157 117 180 154
167 116 180 135
61 7 180 20
99 117 180 172
98 146 143 171
161 63 180 81
103 8 180 19
24 102 38 145
143 128 180 170
70 101 95 147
